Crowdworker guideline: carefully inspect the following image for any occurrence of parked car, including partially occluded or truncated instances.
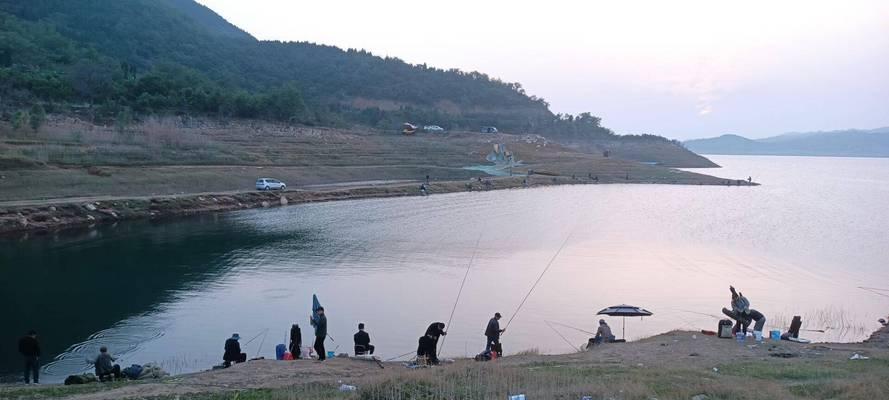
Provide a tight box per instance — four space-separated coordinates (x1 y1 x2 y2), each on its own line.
423 125 445 133
256 178 287 191
480 126 498 134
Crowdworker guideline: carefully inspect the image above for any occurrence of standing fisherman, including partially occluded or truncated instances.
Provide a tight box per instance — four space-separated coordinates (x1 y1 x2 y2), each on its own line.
310 307 327 361
18 330 40 384
484 313 505 356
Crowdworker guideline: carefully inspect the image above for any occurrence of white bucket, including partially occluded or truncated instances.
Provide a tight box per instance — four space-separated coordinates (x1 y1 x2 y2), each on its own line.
754 331 763 342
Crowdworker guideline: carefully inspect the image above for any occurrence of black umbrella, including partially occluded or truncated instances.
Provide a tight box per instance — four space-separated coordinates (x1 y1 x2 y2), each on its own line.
596 304 653 339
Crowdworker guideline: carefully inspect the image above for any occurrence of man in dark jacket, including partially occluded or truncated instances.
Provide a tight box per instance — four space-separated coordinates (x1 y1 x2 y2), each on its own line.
289 324 302 359
417 322 447 365
223 333 247 367
353 323 375 355
484 313 505 355
92 346 121 381
310 307 328 361
18 330 40 384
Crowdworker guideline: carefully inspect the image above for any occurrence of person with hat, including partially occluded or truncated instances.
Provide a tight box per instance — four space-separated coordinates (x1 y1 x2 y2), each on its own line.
484 312 505 355
593 319 615 345
353 323 375 355
223 333 247 367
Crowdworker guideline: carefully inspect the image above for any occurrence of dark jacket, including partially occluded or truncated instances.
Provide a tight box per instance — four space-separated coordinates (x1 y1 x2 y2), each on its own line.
354 330 370 347
223 338 242 361
425 322 446 338
18 336 40 357
485 318 501 338
93 353 116 375
311 314 327 337
290 325 302 347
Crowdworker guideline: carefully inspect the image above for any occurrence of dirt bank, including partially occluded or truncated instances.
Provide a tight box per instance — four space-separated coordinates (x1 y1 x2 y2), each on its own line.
2 327 886 400
0 174 756 237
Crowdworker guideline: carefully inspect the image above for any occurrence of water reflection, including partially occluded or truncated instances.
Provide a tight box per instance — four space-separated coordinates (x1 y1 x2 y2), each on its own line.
2 155 888 382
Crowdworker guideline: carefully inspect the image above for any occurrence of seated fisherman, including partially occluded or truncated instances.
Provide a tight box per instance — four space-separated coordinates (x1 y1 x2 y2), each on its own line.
593 319 616 345
354 323 375 355
223 333 247 367
92 346 121 382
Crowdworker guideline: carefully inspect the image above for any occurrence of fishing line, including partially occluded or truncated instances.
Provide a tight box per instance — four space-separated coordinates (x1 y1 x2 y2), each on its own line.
858 287 889 298
255 329 268 358
438 234 482 356
545 320 580 352
242 328 269 346
504 233 573 332
384 350 416 362
546 320 595 336
858 286 889 292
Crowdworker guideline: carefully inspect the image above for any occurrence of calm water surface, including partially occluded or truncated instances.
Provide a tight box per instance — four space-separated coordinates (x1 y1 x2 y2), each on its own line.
2 155 888 382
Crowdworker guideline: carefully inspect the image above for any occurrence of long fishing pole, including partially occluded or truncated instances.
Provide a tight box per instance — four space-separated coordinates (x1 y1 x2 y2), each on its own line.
545 320 580 352
255 329 268 358
438 234 482 356
384 350 416 362
503 233 573 332
243 328 269 346
859 287 889 298
547 320 595 336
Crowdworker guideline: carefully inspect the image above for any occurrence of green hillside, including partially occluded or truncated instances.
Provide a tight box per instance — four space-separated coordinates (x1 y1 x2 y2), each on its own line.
0 0 713 167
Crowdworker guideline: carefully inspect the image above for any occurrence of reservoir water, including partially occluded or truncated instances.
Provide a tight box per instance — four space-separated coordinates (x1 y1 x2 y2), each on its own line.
2 155 888 382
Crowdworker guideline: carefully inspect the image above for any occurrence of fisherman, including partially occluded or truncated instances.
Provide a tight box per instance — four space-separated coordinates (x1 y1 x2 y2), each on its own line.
91 346 121 381
593 319 616 345
417 322 447 365
748 176 753 183
484 313 506 355
18 330 40 384
310 307 328 361
419 183 428 196
354 323 375 355
289 324 302 359
223 333 247 367
721 286 766 334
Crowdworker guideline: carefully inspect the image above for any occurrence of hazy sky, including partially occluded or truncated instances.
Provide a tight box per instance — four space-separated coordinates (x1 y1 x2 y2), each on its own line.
196 0 889 139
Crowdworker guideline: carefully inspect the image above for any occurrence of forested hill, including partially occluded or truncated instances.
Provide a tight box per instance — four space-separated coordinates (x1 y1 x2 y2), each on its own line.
0 0 696 153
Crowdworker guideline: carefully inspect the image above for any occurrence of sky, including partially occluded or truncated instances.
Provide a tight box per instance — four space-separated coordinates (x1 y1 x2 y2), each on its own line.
196 0 889 140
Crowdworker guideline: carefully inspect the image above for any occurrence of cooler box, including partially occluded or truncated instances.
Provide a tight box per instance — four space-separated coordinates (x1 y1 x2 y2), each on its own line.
718 319 734 338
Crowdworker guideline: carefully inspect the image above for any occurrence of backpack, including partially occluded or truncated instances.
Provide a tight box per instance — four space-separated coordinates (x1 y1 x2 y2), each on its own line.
123 364 144 379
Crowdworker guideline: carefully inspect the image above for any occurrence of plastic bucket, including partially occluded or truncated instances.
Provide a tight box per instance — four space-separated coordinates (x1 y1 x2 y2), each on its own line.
735 332 746 344
327 351 336 359
754 331 763 342
770 330 781 340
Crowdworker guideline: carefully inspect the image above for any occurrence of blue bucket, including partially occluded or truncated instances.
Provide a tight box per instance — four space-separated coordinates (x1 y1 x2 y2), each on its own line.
735 332 746 344
327 351 336 359
770 330 781 340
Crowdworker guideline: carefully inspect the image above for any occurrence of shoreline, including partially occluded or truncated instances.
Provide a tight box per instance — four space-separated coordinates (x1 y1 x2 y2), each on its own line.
0 175 756 237
1 323 885 399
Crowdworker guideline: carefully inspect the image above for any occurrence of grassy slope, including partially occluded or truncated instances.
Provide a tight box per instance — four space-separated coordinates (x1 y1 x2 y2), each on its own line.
0 118 740 203
2 330 887 400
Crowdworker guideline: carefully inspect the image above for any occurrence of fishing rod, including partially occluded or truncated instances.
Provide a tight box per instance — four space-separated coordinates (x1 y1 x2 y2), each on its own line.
384 350 416 362
546 320 595 336
545 320 580 352
242 328 270 346
438 234 482 356
859 287 889 298
255 329 268 358
504 232 573 332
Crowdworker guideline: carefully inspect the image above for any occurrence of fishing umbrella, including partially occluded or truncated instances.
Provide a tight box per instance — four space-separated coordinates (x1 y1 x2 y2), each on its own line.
596 304 653 340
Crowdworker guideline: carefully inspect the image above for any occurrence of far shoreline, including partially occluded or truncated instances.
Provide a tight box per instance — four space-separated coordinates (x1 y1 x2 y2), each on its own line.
0 173 756 238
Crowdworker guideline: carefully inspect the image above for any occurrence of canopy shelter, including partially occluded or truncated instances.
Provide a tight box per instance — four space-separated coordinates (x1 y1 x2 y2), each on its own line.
596 304 653 340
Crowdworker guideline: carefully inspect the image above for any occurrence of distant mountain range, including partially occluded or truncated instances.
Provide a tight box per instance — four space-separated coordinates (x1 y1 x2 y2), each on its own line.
684 128 889 158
